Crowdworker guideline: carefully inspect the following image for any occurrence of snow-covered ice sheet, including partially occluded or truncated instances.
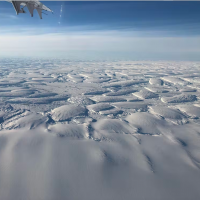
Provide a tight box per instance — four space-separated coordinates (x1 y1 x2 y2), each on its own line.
0 59 200 200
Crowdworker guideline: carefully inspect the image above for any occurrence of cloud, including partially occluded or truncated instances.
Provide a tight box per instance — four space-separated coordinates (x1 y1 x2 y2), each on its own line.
0 29 200 60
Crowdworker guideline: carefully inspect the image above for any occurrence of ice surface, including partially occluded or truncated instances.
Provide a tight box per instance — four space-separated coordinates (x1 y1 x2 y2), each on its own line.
0 59 200 200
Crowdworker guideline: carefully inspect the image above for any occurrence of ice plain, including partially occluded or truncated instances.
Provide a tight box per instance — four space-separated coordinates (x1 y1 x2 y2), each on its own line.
0 59 200 200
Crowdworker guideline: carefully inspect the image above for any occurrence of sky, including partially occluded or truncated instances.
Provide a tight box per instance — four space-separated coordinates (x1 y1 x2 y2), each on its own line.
0 1 200 61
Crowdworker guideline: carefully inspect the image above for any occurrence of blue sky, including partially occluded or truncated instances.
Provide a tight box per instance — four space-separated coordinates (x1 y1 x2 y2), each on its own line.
0 1 200 60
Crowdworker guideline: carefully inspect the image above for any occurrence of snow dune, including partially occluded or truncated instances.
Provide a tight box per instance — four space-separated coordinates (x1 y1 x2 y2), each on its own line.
0 59 200 200
51 104 87 121
104 79 147 88
149 78 163 85
126 112 169 135
133 89 158 99
161 94 197 103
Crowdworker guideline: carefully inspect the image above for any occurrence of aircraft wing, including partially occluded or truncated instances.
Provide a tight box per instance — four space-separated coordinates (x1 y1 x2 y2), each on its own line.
6 0 53 19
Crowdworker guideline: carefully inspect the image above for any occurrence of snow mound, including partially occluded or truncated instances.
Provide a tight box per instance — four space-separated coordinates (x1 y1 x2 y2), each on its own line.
149 78 163 85
176 105 200 118
87 103 114 112
91 119 137 140
67 74 84 83
133 89 158 99
3 112 48 130
161 94 197 103
179 88 197 92
48 124 88 139
51 105 87 122
145 86 169 93
161 77 187 85
126 112 168 135
149 106 187 124
91 96 127 103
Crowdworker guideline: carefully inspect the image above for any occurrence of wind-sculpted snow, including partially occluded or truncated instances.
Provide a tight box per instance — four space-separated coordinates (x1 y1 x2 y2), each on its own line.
87 103 114 112
145 86 169 93
176 104 200 118
149 78 163 86
105 88 138 96
149 105 187 124
126 112 169 135
91 119 137 140
6 95 69 104
3 112 48 130
0 89 35 97
51 104 87 121
161 94 197 103
48 124 88 139
161 76 187 85
133 89 158 99
0 59 200 200
91 96 127 103
104 79 147 88
68 96 95 105
113 102 149 111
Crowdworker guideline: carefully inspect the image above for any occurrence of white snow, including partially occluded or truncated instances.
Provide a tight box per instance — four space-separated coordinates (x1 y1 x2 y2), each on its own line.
87 103 114 112
91 119 137 140
105 88 138 96
133 89 158 99
126 112 169 135
112 102 149 111
91 96 127 103
51 104 87 121
161 76 187 85
149 78 163 85
48 123 88 139
149 105 187 124
0 59 200 200
104 79 147 88
161 94 197 103
176 104 200 118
